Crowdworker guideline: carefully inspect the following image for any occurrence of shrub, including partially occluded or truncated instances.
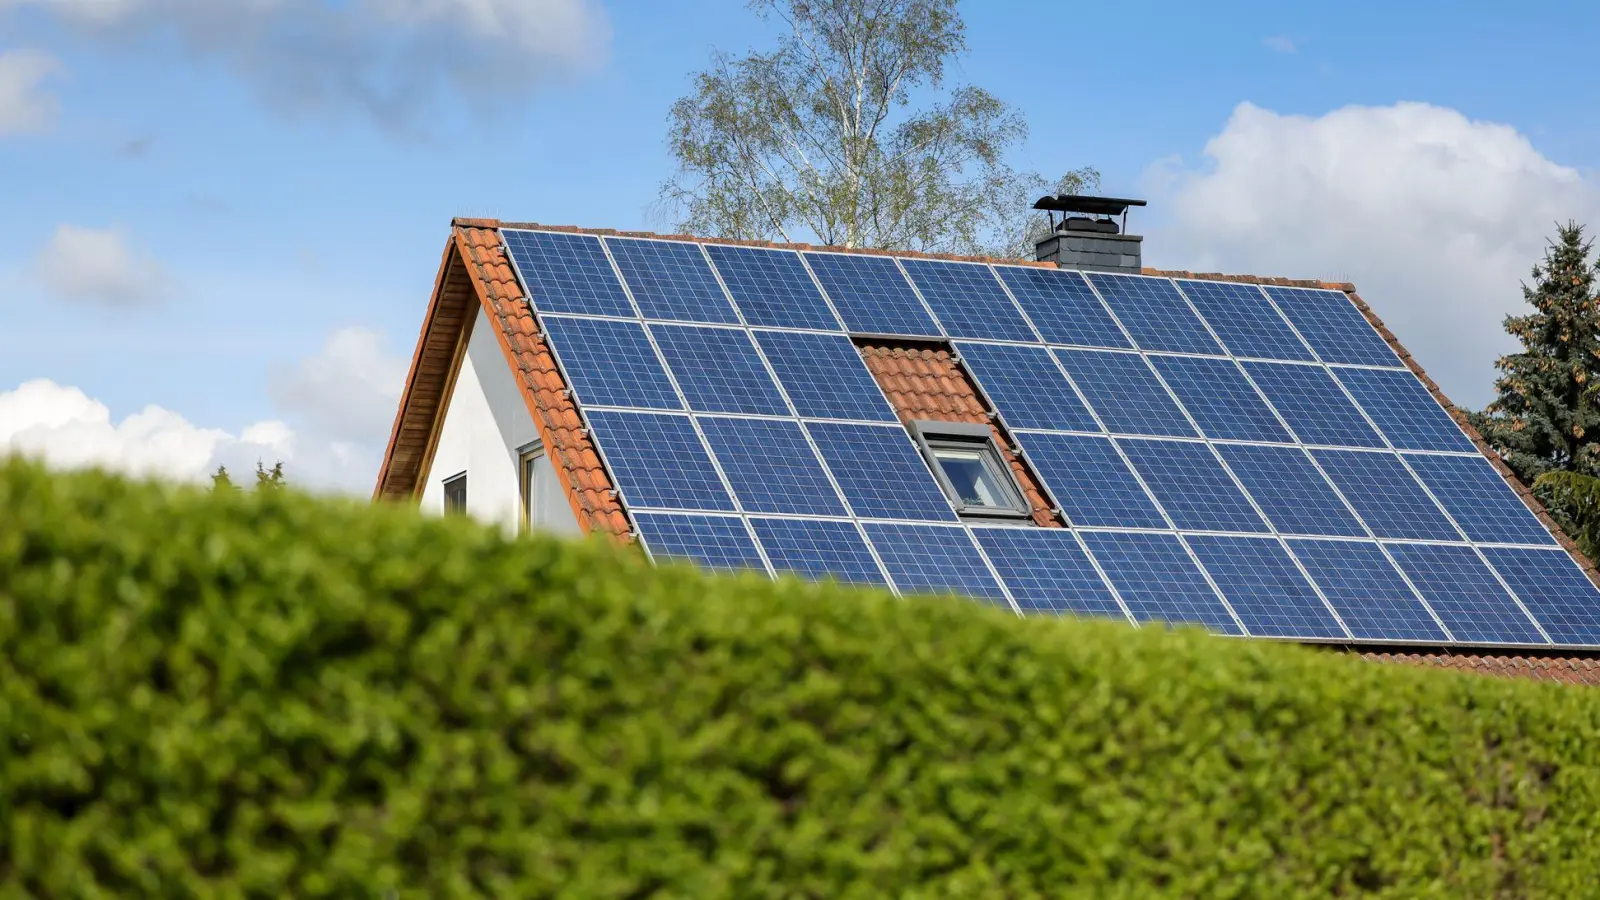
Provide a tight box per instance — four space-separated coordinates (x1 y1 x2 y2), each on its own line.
2 456 1599 897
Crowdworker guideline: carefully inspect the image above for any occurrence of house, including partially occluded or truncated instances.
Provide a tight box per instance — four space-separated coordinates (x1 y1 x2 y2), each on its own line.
375 197 1600 685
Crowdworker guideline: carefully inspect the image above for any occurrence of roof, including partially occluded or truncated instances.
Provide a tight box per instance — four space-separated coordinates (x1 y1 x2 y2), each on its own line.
375 217 1600 683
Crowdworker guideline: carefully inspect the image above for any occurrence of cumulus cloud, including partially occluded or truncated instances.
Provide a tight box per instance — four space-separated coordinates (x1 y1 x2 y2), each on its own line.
0 48 60 136
34 224 172 307
1146 101 1600 410
1 0 611 129
269 326 407 445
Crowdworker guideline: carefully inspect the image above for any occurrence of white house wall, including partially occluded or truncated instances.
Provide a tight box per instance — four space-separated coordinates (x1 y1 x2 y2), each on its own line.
420 307 582 537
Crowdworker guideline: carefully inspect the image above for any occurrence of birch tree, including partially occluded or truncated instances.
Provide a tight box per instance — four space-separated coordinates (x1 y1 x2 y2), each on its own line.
661 0 1096 257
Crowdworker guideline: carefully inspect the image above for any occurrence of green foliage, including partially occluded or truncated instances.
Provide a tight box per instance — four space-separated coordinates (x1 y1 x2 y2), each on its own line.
254 460 287 492
211 465 235 491
4 455 1600 897
1471 222 1600 483
1534 469 1600 560
660 0 1097 257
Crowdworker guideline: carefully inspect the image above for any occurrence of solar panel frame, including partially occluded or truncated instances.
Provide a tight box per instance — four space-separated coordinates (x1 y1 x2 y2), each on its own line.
538 316 684 411
1174 279 1316 362
972 526 1129 620
1332 367 1478 453
750 516 890 586
1054 349 1199 438
1386 543 1549 645
1117 438 1270 534
1149 355 1294 443
1078 531 1244 633
603 236 742 324
993 265 1132 348
954 341 1099 432
1312 449 1462 541
501 228 638 318
863 522 1012 607
649 323 791 416
1405 454 1557 547
1085 272 1225 355
1015 432 1169 529
900 258 1038 342
1216 443 1368 538
1186 535 1349 639
803 251 942 336
1483 547 1600 645
1265 286 1405 368
805 422 959 522
703 243 845 331
698 416 849 517
633 512 770 574
1286 539 1450 642
583 411 737 512
1243 361 1387 448
751 330 899 422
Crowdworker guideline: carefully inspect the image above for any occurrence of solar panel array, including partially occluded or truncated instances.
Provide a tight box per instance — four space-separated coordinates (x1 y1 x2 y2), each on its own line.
501 228 1600 648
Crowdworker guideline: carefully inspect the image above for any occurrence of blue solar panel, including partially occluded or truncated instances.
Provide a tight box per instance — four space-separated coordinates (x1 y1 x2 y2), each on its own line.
649 324 789 415
751 330 896 421
1149 355 1293 442
1054 350 1197 437
1175 279 1314 362
804 252 939 336
1186 536 1346 639
1118 439 1267 533
698 417 847 516
704 245 842 331
993 265 1130 348
751 517 887 586
634 513 766 573
584 411 733 511
1334 367 1476 453
1216 444 1366 537
501 229 636 318
1406 454 1556 546
605 237 740 324
1483 547 1600 645
973 527 1126 619
863 523 1008 603
1016 433 1167 529
900 259 1036 341
1079 532 1241 633
1266 286 1402 368
540 317 682 410
805 422 956 521
1086 273 1223 355
955 342 1097 431
1287 539 1448 642
1243 362 1385 448
1386 543 1547 645
1312 450 1459 541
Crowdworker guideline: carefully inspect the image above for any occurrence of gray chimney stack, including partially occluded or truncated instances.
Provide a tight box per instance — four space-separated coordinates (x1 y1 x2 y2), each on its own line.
1032 194 1146 274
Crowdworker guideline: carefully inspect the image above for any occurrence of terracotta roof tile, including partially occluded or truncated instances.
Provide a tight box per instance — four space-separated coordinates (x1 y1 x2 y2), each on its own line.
1363 650 1600 686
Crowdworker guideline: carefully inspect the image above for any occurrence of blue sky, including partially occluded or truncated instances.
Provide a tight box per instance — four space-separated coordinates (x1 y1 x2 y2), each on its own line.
4 0 1600 490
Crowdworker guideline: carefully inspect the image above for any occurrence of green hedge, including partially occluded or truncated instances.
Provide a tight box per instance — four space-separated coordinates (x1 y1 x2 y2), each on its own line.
3 457 1600 898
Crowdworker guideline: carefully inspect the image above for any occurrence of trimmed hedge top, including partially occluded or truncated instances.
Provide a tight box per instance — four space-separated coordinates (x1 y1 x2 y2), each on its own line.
2 457 1600 898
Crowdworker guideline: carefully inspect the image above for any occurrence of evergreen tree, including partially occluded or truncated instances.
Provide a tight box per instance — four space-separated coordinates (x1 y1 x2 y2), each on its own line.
1469 222 1600 483
255 461 287 492
210 465 235 492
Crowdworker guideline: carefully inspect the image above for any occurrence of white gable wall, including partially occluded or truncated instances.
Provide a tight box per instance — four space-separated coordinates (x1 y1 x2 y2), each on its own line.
420 307 582 537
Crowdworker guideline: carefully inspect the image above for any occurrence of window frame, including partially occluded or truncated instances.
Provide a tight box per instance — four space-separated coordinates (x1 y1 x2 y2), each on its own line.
908 419 1032 520
442 471 468 515
518 441 545 533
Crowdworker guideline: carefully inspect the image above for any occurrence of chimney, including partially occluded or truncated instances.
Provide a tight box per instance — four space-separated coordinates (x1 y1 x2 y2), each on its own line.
1032 194 1146 274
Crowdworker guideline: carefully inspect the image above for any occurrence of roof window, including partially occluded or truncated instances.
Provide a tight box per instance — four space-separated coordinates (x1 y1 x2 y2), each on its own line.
909 420 1031 520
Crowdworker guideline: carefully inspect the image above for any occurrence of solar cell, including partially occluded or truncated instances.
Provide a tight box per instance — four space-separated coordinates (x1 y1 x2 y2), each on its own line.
1483 547 1600 645
649 324 789 415
1054 349 1198 437
698 417 847 516
954 341 1098 431
751 330 897 421
972 527 1127 619
704 244 842 330
900 259 1036 341
1312 450 1459 541
1085 273 1223 355
1386 543 1547 645
804 252 940 336
1079 532 1242 633
540 317 682 410
1186 535 1346 639
1266 286 1403 367
1333 367 1476 452
1015 433 1167 528
1406 454 1556 546
1243 361 1385 448
501 229 636 318
805 422 957 521
751 517 887 586
862 523 1009 604
1216 444 1366 537
1118 439 1268 533
1287 539 1448 642
993 265 1130 348
1175 279 1315 361
1149 355 1293 442
605 237 740 324
634 513 767 573
584 411 733 511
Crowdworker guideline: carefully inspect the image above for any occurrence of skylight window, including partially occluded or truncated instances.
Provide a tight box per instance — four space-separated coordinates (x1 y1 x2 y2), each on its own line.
909 420 1031 519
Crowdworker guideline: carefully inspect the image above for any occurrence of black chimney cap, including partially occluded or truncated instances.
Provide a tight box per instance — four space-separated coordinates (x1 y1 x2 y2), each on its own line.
1032 194 1147 216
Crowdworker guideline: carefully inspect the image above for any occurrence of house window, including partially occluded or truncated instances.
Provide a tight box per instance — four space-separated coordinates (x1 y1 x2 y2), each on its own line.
519 443 545 532
443 472 467 515
909 420 1031 519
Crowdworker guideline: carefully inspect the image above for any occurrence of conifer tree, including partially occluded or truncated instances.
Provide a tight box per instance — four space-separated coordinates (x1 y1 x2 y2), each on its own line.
1470 222 1600 483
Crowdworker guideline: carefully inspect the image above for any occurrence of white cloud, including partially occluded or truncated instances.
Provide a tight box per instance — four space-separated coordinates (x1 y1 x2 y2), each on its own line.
0 48 61 136
269 326 407 445
1262 35 1297 54
2 0 610 129
35 224 172 307
1146 101 1600 410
